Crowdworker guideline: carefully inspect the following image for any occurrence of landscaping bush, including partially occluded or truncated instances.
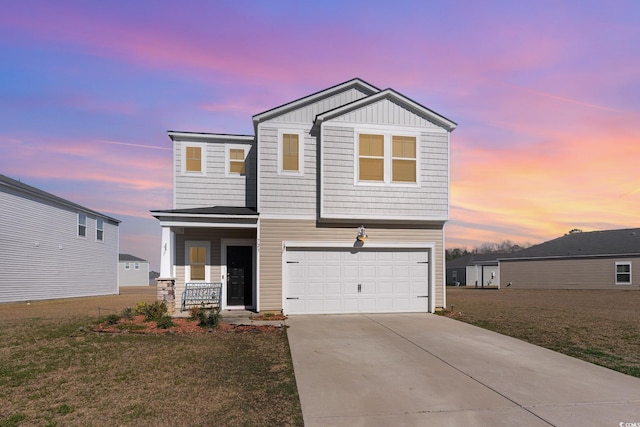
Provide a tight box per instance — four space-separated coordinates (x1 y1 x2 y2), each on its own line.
120 307 134 320
105 314 121 325
133 301 168 321
156 315 175 329
197 308 221 329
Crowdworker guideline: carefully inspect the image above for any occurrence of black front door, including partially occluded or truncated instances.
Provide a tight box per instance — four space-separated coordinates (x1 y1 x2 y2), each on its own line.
226 246 253 306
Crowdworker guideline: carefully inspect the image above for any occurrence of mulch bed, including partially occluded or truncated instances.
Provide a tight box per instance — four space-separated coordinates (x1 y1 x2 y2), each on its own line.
93 315 280 335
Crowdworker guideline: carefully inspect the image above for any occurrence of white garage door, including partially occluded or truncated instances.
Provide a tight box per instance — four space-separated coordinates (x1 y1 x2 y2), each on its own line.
283 247 429 314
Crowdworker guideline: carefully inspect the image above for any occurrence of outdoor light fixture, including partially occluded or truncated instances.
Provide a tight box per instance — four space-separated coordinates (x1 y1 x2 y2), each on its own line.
357 225 368 242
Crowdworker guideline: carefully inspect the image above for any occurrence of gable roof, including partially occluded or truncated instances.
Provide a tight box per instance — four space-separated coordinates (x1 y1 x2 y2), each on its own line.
252 78 380 125
119 254 148 262
500 228 640 261
315 88 457 132
447 252 505 268
0 173 120 223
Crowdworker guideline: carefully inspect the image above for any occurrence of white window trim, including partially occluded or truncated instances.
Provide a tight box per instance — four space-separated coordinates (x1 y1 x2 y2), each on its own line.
615 261 632 285
225 144 249 178
181 142 207 176
277 129 305 176
353 129 420 188
185 240 211 283
96 218 104 242
78 213 87 238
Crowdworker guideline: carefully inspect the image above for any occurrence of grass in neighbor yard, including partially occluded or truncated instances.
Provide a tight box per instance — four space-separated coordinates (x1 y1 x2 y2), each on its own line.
0 287 303 427
443 288 640 378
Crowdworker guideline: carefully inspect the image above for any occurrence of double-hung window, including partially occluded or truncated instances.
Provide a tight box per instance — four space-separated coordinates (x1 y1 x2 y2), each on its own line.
96 218 104 241
616 262 632 285
226 145 247 176
358 134 385 181
392 136 417 183
78 213 87 237
278 131 304 175
182 143 206 175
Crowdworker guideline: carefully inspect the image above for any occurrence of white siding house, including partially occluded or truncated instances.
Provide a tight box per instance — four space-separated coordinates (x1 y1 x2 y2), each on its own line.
0 174 120 303
153 79 457 314
119 254 150 286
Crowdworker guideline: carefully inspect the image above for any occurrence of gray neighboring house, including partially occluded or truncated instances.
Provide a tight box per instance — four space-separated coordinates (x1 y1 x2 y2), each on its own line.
0 173 120 303
446 253 502 287
500 228 640 289
118 254 150 286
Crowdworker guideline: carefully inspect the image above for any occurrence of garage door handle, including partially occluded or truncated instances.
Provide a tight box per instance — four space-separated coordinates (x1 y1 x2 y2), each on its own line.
286 297 299 300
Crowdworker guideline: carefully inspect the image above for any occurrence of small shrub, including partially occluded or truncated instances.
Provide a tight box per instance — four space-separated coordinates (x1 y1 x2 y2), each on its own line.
197 308 221 329
120 307 134 320
156 315 174 330
105 314 121 325
188 305 203 321
134 301 167 321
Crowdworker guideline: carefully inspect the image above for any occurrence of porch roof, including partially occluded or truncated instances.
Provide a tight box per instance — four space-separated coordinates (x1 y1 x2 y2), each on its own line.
150 206 258 228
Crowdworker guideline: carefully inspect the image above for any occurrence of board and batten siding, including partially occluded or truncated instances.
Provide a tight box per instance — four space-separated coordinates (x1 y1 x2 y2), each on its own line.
257 126 317 216
500 257 640 289
0 186 118 303
321 122 449 219
267 87 373 124
174 139 257 209
258 219 445 311
172 227 256 311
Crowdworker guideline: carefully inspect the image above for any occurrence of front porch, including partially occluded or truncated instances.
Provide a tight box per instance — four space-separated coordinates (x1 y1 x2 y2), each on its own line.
151 206 259 314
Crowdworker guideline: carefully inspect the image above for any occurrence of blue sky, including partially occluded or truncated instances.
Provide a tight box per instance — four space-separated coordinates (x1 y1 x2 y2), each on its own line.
1 1 639 270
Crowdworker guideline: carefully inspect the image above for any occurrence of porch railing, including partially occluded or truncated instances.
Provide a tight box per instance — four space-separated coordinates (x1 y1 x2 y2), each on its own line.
181 282 222 312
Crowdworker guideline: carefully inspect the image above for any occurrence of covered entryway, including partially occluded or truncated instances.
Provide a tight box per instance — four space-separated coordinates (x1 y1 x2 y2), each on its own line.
283 244 432 314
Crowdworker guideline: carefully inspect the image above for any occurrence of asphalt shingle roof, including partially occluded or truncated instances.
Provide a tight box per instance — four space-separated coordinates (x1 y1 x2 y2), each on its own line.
119 254 148 262
500 228 640 260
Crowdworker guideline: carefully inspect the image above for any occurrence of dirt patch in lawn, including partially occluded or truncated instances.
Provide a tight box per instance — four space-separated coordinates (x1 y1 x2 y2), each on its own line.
443 288 640 378
93 315 280 335
0 287 302 426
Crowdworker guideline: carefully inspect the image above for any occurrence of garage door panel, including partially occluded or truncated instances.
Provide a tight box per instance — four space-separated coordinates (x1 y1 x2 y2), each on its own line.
284 247 429 314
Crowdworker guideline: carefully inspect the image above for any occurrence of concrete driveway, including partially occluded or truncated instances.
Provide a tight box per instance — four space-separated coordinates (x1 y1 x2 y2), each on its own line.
287 314 640 426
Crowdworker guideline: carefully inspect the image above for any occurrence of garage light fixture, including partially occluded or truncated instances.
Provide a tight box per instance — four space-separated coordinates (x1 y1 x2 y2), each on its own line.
357 225 368 242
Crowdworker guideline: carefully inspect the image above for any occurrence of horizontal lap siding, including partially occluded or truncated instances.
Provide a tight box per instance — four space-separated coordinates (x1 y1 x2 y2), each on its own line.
258 127 316 215
0 188 118 303
175 140 257 209
500 257 640 289
259 219 445 311
119 263 150 286
322 124 448 218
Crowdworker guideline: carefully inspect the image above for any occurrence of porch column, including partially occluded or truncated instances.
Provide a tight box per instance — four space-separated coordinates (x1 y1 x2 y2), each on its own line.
157 226 176 314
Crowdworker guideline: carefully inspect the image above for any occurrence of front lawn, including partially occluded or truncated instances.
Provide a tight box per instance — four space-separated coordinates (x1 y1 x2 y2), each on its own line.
0 288 303 426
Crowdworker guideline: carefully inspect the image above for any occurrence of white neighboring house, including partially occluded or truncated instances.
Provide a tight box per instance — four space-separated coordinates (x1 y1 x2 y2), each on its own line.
0 173 120 303
119 254 150 286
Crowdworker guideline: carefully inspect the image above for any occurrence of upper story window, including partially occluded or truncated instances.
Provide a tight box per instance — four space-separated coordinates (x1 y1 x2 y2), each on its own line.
358 134 385 181
134 262 140 270
356 131 419 185
616 262 632 285
78 213 87 237
185 146 202 172
96 218 104 241
124 262 130 270
225 145 248 177
181 143 207 176
392 136 416 183
278 130 304 175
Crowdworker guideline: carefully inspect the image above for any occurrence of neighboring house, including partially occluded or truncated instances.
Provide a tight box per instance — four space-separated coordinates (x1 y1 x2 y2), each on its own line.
500 228 640 289
119 254 150 286
446 253 502 287
0 173 120 303
152 78 457 314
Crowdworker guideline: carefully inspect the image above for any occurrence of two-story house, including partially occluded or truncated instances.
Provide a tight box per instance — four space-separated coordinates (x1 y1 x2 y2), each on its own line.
152 79 456 314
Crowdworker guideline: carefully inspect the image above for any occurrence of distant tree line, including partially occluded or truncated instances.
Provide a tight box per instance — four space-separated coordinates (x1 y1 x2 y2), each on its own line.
446 240 531 261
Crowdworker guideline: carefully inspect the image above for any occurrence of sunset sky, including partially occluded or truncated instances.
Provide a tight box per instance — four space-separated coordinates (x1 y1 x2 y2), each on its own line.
1 1 639 270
